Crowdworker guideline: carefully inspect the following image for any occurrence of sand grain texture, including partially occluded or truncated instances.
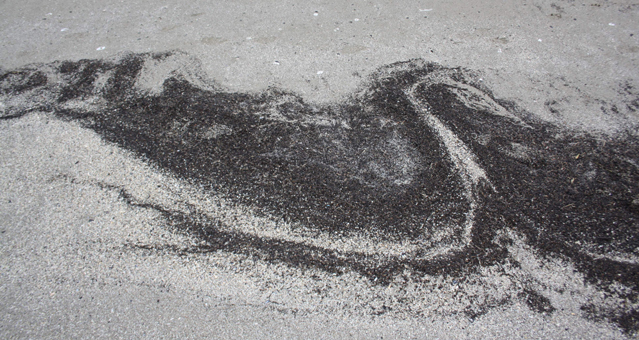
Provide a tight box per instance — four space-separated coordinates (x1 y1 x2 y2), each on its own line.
1 1 639 339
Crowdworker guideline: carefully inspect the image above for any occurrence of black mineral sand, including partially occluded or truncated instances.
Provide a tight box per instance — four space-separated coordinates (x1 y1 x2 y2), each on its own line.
1 51 637 334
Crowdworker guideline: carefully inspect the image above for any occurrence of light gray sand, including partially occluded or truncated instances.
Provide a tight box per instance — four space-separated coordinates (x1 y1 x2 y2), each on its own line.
1 1 638 339
1 0 638 132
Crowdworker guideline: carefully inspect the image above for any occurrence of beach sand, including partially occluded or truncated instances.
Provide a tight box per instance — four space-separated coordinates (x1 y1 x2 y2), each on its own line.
1 1 638 338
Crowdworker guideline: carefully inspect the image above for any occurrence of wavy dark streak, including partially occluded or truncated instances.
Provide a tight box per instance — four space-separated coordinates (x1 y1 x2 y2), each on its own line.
1 51 638 332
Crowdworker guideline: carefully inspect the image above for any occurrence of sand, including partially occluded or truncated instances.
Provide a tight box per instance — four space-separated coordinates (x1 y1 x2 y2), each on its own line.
1 1 638 339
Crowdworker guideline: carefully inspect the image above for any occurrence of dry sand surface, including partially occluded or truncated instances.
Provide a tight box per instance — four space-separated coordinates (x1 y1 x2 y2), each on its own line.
1 0 639 339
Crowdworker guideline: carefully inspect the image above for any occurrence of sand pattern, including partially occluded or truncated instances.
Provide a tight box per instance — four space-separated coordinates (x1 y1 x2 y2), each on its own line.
2 51 638 335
